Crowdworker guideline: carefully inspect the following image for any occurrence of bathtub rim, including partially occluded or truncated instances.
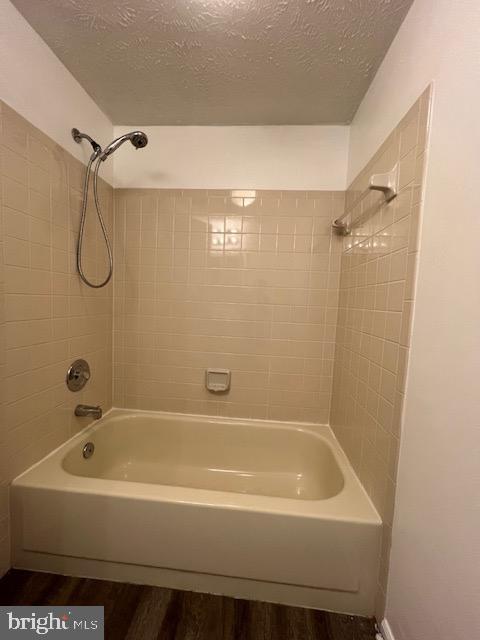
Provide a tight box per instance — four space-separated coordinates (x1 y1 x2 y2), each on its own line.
12 407 381 526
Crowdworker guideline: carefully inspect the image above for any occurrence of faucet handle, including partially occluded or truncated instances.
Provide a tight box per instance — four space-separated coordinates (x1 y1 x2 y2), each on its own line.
66 359 91 391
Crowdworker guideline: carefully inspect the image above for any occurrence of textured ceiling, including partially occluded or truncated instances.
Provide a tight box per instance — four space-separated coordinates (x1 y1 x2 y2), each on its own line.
12 0 413 125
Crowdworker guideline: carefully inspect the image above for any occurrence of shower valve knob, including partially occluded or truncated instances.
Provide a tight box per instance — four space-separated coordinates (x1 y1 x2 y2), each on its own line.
66 359 91 392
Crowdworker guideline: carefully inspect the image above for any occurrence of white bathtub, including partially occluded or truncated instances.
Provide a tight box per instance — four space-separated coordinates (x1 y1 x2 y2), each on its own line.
12 409 381 615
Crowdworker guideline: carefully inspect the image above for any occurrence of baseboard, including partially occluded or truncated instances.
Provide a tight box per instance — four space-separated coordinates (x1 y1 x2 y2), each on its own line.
379 618 395 640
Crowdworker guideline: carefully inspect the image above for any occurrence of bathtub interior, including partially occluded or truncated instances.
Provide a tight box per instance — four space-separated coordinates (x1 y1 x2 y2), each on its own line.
62 414 345 500
12 409 382 615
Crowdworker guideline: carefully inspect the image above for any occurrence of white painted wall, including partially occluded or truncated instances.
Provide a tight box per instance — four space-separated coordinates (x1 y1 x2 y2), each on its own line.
113 125 349 190
349 1 480 639
0 0 113 182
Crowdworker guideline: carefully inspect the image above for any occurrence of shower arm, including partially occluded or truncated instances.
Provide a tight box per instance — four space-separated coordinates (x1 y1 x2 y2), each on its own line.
71 128 101 154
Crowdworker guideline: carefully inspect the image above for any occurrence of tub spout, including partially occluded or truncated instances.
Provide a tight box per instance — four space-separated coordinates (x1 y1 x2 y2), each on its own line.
75 404 102 419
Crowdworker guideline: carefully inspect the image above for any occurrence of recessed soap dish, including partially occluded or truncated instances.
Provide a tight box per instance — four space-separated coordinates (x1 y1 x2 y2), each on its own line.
205 368 231 393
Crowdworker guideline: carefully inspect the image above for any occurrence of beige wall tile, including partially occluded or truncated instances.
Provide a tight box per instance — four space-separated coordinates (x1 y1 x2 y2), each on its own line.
113 187 344 421
0 100 113 572
329 87 431 616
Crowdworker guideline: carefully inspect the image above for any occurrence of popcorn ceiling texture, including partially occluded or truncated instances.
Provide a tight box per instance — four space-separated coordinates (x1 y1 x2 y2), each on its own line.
11 0 413 125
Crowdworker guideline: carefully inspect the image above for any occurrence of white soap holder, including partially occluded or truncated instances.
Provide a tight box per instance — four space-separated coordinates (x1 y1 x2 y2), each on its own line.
205 369 231 393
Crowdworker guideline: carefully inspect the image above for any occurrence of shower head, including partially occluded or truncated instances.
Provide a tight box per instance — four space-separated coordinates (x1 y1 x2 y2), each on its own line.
130 131 148 149
99 131 148 161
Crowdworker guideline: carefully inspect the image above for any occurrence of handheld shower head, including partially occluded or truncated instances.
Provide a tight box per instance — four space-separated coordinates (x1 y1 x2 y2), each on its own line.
130 131 148 149
99 131 148 161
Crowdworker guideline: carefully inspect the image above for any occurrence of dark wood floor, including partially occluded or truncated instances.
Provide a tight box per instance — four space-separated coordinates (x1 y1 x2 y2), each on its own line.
0 570 376 640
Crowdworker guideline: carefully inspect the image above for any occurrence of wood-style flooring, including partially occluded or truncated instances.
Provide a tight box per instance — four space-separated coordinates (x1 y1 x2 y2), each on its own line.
0 569 377 639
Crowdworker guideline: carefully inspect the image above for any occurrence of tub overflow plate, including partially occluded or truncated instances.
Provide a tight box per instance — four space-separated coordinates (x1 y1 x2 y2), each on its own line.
83 442 95 459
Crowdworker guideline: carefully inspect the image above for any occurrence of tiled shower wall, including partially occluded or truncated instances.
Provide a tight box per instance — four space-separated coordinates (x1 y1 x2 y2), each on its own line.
0 91 429 605
113 189 344 421
0 101 113 574
330 87 431 614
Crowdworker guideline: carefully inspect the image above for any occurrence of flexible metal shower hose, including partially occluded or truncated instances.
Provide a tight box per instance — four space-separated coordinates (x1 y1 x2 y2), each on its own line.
77 151 113 288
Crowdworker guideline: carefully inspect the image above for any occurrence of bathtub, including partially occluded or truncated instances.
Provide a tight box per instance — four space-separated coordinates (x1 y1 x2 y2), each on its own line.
11 409 381 615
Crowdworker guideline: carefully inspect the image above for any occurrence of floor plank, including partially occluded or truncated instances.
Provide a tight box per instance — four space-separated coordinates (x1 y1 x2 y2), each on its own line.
0 569 377 640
